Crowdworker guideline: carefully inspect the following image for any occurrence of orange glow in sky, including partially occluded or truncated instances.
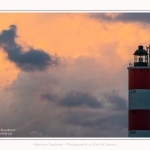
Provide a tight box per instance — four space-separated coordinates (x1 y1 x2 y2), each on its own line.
0 13 149 89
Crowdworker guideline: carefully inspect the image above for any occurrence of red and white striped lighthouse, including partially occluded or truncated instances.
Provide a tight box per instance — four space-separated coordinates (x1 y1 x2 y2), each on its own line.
128 45 150 137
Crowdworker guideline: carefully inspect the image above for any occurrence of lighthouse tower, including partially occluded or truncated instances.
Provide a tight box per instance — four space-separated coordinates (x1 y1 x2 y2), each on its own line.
128 45 150 137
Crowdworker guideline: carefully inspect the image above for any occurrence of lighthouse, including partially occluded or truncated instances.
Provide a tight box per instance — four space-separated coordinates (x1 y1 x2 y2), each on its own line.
128 45 150 137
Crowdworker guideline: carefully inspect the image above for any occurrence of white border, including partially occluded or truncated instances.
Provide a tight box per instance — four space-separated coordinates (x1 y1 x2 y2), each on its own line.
0 0 150 149
0 138 150 150
0 0 150 11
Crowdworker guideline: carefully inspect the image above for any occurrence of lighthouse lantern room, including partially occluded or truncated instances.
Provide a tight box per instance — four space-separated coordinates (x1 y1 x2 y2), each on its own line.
133 45 148 67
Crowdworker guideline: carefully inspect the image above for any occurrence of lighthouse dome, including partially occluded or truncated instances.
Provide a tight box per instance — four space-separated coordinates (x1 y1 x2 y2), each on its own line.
133 45 148 55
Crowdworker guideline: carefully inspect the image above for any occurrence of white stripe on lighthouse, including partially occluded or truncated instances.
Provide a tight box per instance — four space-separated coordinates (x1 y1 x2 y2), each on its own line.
129 89 150 110
129 130 150 137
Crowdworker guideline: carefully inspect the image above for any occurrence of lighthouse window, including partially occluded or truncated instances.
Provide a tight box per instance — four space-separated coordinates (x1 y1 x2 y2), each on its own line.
131 90 136 93
131 110 136 114
141 69 142 72
130 131 136 134
147 69 149 73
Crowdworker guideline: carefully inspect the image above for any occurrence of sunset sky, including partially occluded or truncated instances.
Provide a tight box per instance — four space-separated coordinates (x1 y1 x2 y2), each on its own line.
0 12 149 137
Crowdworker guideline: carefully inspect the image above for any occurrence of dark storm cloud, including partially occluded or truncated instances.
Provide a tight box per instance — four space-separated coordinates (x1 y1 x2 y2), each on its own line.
90 13 150 23
65 110 127 130
0 25 59 71
41 92 56 101
103 90 127 111
59 91 102 108
63 91 128 129
64 111 97 127
95 112 127 128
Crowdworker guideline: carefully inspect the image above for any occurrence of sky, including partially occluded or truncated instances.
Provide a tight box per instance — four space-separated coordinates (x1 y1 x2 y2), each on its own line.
0 12 150 137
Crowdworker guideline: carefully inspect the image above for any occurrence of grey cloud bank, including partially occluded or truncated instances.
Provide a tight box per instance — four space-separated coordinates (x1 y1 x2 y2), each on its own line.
0 56 127 137
90 13 150 24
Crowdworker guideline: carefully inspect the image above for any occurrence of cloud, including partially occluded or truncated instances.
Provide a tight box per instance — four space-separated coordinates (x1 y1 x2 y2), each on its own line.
41 92 56 101
0 25 59 72
65 110 127 128
64 110 127 137
102 90 127 111
90 13 150 24
0 55 128 137
59 91 102 108
30 130 44 137
95 112 127 128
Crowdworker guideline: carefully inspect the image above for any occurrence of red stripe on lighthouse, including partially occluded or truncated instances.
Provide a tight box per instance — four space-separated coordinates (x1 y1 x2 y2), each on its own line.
129 68 150 90
129 110 150 130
